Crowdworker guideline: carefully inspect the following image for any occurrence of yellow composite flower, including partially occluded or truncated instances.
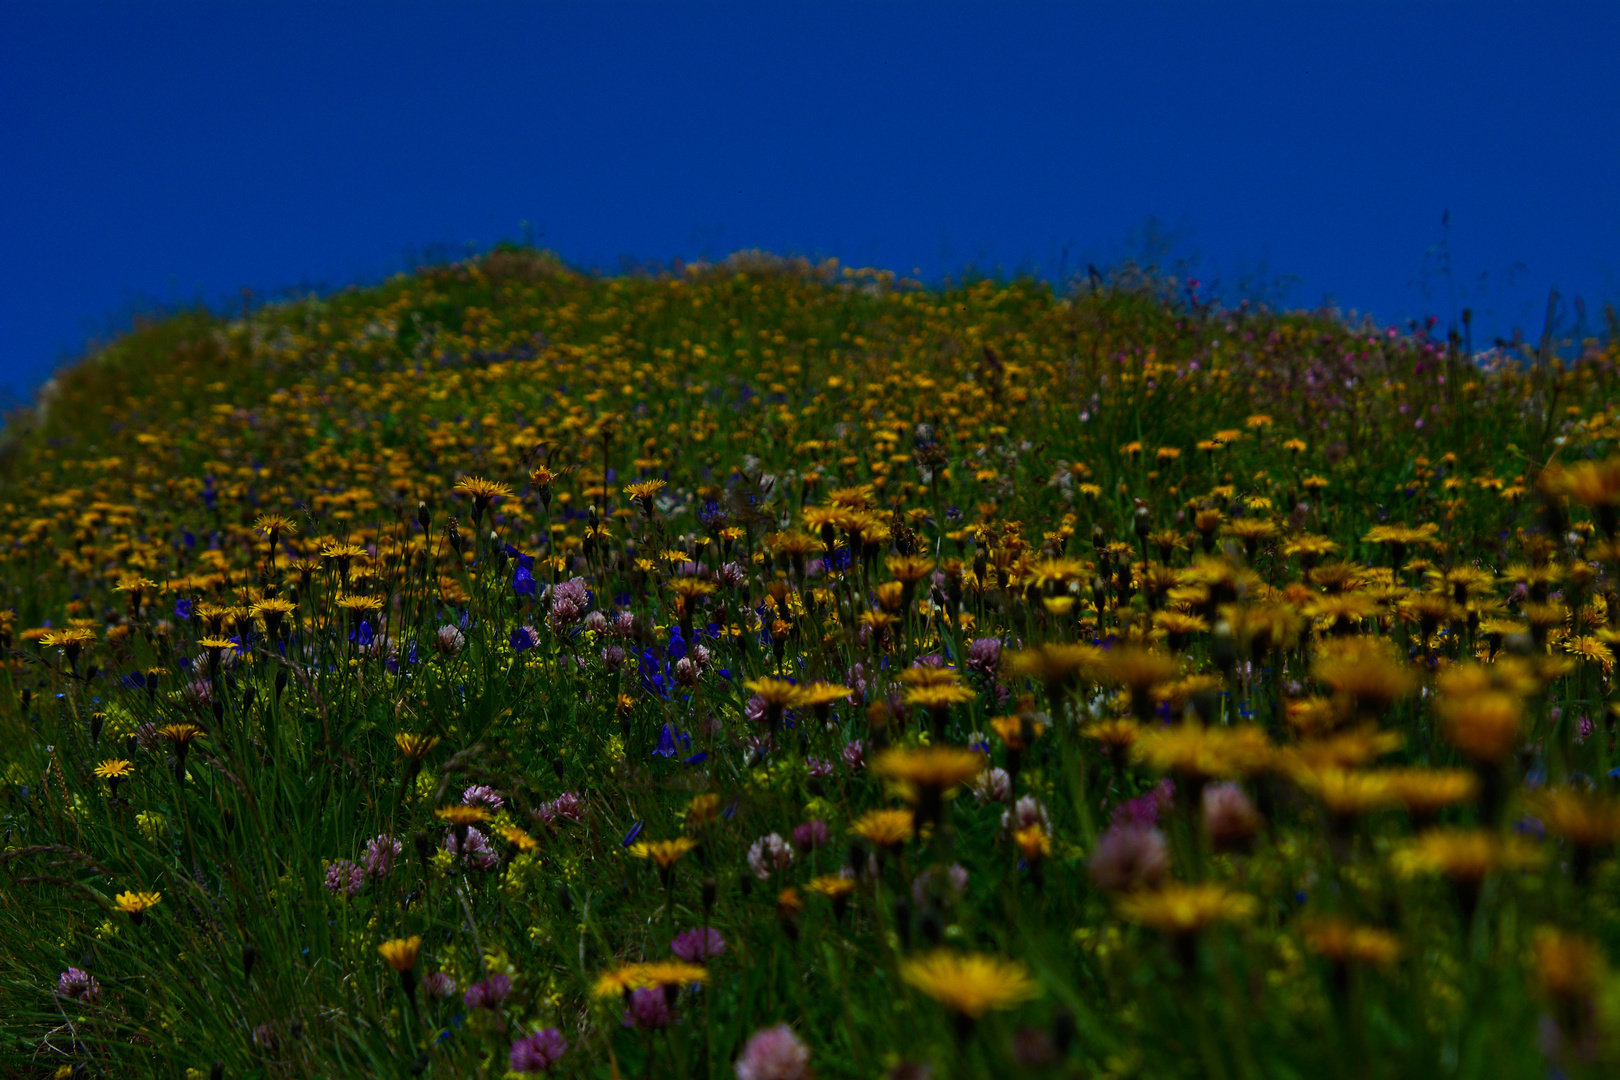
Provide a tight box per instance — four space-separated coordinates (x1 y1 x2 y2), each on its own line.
743 677 803 707
591 961 708 999
378 936 423 972
1311 638 1417 713
1004 643 1103 688
1532 926 1606 1001
848 808 916 849
114 890 162 915
433 805 493 827
1131 721 1273 779
93 759 134 780
1277 727 1404 772
157 723 205 749
1082 717 1143 750
1116 882 1258 934
1391 828 1545 881
989 712 1046 751
1382 768 1480 818
1299 918 1402 965
899 950 1039 1017
901 683 977 711
795 682 855 709
394 733 442 760
686 793 722 826
628 837 700 869
1288 766 1401 817
453 476 514 509
871 746 984 792
251 512 298 538
1436 692 1522 763
1014 824 1052 860
807 874 858 901
498 826 540 852
1528 788 1620 848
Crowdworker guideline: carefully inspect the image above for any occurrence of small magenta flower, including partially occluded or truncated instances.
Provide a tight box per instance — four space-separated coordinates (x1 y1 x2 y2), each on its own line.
791 820 830 851
420 970 458 999
966 636 1003 677
510 1027 568 1073
363 834 403 880
56 967 102 1005
841 739 865 771
671 926 727 962
435 625 465 655
735 1023 811 1080
324 859 365 898
445 827 500 871
464 973 512 1009
463 784 504 810
748 834 795 881
1088 824 1170 893
622 986 674 1029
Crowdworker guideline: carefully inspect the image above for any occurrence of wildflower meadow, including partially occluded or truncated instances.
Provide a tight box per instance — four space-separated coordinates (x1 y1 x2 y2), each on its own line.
5 245 1620 1079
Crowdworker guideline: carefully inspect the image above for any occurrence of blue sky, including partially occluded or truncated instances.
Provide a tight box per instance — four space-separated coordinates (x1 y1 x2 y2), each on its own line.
3 2 1616 401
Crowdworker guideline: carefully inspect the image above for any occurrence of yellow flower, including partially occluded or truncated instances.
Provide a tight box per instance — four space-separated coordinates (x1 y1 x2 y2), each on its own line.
453 476 513 514
395 733 442 760
795 682 854 710
1312 638 1417 714
1116 882 1258 933
1014 824 1052 860
252 512 298 538
1382 768 1479 819
1437 692 1522 763
871 746 983 793
901 682 976 710
1131 721 1272 779
1533 926 1605 1001
156 723 205 749
1288 766 1400 817
624 479 667 502
1392 828 1544 881
498 826 540 852
848 808 915 849
989 712 1046 752
629 837 700 869
743 677 803 707
1300 918 1401 965
1004 643 1102 687
378 936 423 972
591 961 707 998
900 950 1038 1018
686 793 722 826
93 759 134 780
807 874 858 901
114 890 162 915
434 805 493 827
1529 788 1620 848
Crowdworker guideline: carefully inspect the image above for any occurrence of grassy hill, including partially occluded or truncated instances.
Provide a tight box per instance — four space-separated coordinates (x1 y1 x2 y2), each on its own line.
3 245 1620 1079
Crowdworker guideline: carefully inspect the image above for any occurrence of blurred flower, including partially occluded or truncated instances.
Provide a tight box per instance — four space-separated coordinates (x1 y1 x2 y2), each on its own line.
899 950 1038 1018
748 833 795 880
735 1024 812 1080
510 1027 568 1073
671 927 727 962
464 974 512 1009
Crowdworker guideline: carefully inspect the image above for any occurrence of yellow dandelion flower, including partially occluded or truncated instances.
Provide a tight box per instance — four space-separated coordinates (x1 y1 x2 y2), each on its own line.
1116 882 1258 934
899 950 1039 1018
848 808 915 849
378 936 423 972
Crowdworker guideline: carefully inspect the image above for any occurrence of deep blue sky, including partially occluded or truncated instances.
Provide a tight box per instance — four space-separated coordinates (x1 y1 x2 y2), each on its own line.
4 3 1617 401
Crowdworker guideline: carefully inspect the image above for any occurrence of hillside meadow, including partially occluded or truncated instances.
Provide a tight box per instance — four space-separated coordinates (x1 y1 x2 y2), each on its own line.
3 247 1620 1078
